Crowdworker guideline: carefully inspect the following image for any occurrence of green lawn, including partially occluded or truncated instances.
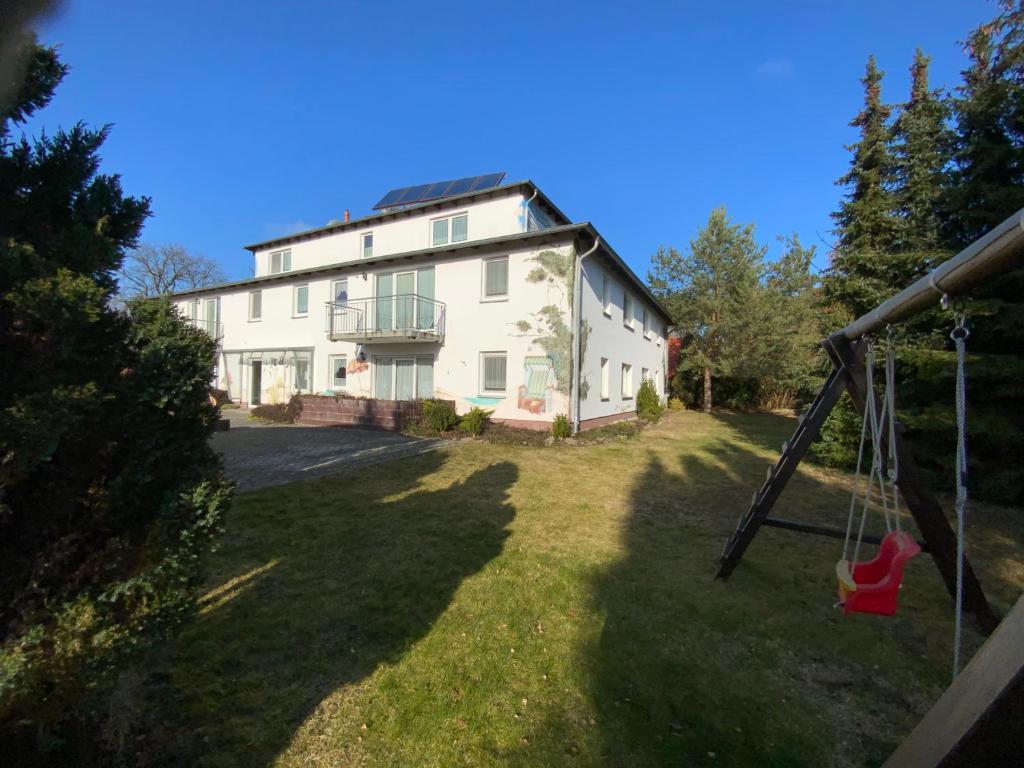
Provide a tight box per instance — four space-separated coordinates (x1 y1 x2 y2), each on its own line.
156 411 1024 767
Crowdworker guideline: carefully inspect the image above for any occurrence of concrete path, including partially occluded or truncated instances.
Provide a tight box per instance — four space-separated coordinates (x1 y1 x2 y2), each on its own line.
213 408 440 492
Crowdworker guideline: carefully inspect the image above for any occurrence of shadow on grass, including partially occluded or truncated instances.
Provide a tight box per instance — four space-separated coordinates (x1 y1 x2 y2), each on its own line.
160 450 518 766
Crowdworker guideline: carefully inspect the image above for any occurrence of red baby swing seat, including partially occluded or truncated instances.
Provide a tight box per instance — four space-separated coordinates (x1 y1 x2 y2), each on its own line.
836 530 921 616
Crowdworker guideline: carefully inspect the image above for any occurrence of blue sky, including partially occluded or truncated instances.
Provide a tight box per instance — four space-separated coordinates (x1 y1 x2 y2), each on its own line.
29 0 995 281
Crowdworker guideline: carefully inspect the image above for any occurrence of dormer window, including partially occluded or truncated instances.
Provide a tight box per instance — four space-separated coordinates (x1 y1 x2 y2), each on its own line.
270 249 292 274
431 213 468 246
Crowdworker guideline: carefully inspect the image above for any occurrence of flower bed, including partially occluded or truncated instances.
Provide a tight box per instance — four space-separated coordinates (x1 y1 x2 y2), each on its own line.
296 395 455 431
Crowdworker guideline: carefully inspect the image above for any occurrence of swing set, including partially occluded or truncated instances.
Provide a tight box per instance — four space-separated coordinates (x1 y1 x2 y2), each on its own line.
718 210 1024 632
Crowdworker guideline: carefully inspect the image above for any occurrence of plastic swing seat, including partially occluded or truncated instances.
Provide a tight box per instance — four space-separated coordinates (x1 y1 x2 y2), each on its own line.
836 531 921 616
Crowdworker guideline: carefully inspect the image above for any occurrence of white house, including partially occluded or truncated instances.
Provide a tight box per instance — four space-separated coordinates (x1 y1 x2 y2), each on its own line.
172 174 671 431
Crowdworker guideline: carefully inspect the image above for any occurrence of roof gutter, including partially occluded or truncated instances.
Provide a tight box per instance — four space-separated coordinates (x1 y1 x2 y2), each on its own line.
571 235 601 435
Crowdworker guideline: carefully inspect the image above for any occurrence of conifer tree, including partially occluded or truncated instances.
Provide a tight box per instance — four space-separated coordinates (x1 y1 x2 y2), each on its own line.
826 56 901 317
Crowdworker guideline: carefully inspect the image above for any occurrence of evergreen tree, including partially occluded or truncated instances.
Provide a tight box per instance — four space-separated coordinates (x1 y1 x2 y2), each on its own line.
892 49 952 260
649 207 765 411
0 37 232 759
826 56 901 316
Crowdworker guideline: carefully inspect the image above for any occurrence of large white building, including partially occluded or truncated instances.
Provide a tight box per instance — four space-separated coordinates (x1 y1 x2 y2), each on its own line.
173 174 671 431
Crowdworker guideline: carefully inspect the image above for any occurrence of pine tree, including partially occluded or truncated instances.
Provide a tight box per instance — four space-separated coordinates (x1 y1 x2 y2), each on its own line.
826 56 901 316
648 207 765 411
892 49 951 261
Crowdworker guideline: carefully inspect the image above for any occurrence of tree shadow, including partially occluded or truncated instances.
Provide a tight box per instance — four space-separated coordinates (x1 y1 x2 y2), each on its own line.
155 450 518 766
522 414 1021 767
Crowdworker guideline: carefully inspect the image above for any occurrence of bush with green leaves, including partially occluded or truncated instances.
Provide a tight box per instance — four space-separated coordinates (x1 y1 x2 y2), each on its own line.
421 399 460 433
636 378 664 422
552 413 571 439
252 393 303 423
459 406 491 435
0 39 231 762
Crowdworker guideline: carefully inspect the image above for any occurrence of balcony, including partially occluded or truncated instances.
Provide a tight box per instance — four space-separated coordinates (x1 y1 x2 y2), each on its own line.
326 295 445 343
186 317 224 339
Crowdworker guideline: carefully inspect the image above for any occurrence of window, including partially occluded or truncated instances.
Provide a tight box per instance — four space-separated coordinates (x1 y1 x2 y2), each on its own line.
294 352 311 392
483 256 509 299
362 232 373 259
621 363 633 399
624 293 634 328
332 278 348 303
249 290 262 321
481 352 507 394
330 355 347 389
642 307 650 338
293 284 309 316
602 273 612 316
642 367 649 384
431 213 468 246
270 249 291 274
601 358 610 400
431 218 448 246
373 355 434 400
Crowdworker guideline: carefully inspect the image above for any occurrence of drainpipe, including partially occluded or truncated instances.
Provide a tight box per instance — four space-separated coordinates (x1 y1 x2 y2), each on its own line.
523 188 538 232
571 235 600 435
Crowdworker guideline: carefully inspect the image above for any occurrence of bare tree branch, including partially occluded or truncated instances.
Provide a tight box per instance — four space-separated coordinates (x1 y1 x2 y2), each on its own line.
120 243 226 297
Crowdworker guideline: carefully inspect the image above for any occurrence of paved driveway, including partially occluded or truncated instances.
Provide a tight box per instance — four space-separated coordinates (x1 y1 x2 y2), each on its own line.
213 409 440 492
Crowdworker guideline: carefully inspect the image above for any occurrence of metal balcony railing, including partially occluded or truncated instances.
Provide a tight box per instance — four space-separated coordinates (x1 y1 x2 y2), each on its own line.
326 295 445 343
186 318 224 339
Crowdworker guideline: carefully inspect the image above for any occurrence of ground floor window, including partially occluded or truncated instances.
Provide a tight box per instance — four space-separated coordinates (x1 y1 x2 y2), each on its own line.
622 363 633 399
480 352 507 395
329 355 348 389
374 355 434 400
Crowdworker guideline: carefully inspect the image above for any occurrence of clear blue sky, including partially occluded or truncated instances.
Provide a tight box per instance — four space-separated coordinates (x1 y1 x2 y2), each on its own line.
28 0 994 281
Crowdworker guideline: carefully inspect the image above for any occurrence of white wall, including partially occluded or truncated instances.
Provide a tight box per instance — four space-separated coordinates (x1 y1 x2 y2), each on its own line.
177 234 577 424
252 191 527 276
577 254 668 424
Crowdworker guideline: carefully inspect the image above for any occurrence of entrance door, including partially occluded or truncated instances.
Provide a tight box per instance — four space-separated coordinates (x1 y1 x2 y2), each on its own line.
395 271 415 330
251 361 262 405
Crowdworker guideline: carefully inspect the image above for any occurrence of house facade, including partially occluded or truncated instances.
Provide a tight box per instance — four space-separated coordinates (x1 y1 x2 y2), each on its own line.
172 176 671 431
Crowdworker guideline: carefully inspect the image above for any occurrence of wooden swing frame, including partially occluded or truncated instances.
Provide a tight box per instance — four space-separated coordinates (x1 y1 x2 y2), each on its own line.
716 208 1024 637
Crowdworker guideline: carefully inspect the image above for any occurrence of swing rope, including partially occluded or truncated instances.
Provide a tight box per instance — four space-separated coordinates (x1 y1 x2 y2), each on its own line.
951 309 969 680
841 336 901 570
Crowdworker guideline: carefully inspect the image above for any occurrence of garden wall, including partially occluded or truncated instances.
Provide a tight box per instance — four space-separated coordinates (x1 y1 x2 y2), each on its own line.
296 395 455 431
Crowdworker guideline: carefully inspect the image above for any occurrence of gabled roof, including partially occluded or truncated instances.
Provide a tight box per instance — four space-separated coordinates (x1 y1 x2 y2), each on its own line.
243 179 571 252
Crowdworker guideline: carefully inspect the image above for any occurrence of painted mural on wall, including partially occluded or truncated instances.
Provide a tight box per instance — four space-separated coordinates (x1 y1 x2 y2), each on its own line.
516 247 590 412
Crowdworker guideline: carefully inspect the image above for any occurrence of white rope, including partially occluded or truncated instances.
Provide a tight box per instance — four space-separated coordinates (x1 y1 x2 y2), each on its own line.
951 311 969 680
885 331 902 535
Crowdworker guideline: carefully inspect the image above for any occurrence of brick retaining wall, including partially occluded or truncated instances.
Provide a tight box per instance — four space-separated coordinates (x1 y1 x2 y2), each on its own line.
296 395 454 431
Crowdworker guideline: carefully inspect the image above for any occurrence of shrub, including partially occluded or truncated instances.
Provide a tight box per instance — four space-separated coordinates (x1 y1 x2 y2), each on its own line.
460 406 492 435
421 399 460 432
251 394 303 423
552 413 571 439
667 397 684 411
636 379 664 422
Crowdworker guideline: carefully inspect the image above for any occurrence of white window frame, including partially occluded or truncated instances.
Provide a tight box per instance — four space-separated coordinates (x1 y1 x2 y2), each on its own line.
642 307 650 339
429 212 469 247
293 283 309 317
293 352 312 393
248 290 262 322
373 355 434 400
600 357 610 401
642 367 649 384
270 249 291 274
480 351 508 396
329 354 348 390
331 278 349 304
602 273 612 317
623 293 634 329
621 363 633 400
482 255 509 301
361 232 373 259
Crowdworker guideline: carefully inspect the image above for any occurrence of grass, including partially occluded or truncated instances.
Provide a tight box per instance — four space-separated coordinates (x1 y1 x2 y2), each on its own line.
151 411 1023 767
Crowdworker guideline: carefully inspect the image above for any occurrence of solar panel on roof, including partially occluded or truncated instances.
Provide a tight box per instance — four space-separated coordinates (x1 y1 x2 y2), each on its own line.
372 172 506 210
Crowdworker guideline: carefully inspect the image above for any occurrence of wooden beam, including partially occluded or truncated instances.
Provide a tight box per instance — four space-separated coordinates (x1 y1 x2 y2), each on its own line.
825 334 1000 635
884 593 1024 767
762 516 928 551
